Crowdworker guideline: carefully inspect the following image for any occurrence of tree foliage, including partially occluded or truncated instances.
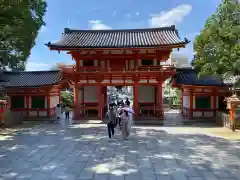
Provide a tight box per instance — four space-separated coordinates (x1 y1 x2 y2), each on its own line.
0 0 47 70
192 0 240 80
61 91 73 107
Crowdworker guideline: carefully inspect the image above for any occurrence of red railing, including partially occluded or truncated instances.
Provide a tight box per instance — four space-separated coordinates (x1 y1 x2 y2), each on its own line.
11 107 56 117
62 65 175 74
139 105 164 117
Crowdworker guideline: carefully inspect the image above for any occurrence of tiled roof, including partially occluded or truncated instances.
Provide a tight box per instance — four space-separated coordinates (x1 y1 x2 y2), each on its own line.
0 70 63 88
172 68 227 86
46 25 189 49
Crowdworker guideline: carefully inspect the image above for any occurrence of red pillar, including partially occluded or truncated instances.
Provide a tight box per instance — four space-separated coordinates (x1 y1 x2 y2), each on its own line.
213 90 216 117
73 83 79 120
154 85 157 116
189 90 193 119
133 85 139 118
81 86 84 116
98 85 103 120
26 95 30 117
157 82 163 120
181 88 183 116
47 94 50 117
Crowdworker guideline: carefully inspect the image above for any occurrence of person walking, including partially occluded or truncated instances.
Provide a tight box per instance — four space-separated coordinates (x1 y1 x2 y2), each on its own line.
106 104 116 141
125 97 130 107
56 104 61 121
120 110 129 140
122 107 135 137
117 104 123 128
65 104 70 121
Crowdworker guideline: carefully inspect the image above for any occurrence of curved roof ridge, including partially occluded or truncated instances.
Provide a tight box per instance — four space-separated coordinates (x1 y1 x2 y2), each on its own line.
64 25 176 34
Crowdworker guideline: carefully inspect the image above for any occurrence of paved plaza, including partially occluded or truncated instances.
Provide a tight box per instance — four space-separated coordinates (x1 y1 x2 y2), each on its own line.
0 121 239 180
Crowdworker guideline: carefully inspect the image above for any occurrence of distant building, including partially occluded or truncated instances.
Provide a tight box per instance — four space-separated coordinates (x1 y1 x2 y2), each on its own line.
165 52 191 68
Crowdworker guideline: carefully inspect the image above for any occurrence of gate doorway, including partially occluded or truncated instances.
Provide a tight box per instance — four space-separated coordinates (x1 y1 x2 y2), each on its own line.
106 86 133 107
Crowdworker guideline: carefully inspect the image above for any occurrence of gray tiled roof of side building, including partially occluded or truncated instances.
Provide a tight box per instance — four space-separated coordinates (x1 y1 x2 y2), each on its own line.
0 70 63 88
173 68 227 86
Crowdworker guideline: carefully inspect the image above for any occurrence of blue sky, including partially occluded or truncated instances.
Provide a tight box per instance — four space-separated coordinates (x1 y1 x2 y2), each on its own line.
26 0 221 71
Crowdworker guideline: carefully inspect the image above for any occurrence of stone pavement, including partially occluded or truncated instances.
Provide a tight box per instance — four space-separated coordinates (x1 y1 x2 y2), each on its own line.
0 121 239 180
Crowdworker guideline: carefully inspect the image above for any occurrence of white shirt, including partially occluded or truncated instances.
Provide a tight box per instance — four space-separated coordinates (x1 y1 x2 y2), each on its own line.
56 106 61 117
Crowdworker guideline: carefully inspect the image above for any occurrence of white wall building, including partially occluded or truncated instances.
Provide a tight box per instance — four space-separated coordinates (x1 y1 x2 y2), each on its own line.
165 52 190 68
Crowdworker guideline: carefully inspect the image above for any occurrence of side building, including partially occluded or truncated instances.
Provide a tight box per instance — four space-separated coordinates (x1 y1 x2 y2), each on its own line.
0 70 64 123
171 68 230 119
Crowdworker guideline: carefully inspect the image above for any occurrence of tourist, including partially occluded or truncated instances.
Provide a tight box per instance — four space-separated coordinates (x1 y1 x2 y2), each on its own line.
120 110 129 140
106 104 116 141
120 100 124 106
117 104 123 128
56 104 61 121
125 97 130 107
65 104 70 120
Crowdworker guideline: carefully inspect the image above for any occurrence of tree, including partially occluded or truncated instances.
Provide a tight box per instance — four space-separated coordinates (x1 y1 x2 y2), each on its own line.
193 0 240 82
0 0 47 70
61 91 73 107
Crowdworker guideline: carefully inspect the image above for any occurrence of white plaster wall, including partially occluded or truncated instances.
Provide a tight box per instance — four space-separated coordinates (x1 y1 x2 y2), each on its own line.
129 60 134 69
29 111 37 116
182 96 190 108
193 112 202 117
204 112 214 117
182 108 188 116
84 86 98 102
50 96 59 108
78 89 83 104
39 111 47 116
193 96 195 108
193 112 214 118
29 111 47 117
138 86 155 103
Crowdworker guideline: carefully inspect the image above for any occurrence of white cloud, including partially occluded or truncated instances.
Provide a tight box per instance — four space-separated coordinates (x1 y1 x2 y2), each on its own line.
67 20 71 26
88 20 112 30
39 25 47 33
126 13 131 18
26 62 51 71
136 12 140 16
112 10 117 16
149 4 192 27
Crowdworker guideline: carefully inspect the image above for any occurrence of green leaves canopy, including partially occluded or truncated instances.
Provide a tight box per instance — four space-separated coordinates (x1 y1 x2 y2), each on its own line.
0 0 47 70
193 0 240 81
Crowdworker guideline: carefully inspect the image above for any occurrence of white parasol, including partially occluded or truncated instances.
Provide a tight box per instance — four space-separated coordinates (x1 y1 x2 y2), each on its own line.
122 107 135 114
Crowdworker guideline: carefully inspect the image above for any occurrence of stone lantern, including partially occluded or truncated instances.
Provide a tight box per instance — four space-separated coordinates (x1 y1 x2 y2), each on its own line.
225 94 240 131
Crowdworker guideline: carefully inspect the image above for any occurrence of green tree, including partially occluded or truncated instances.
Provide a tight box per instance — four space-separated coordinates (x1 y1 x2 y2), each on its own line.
61 91 73 107
193 0 240 82
0 0 47 70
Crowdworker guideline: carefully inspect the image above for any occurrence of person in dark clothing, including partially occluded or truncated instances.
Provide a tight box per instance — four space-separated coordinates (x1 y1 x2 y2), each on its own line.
120 100 124 106
65 104 70 120
106 104 116 141
125 97 130 107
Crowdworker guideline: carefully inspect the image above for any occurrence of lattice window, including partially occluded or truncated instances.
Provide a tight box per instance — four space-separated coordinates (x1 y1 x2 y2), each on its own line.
141 60 153 66
83 60 94 66
195 96 211 109
11 96 25 109
31 96 45 108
